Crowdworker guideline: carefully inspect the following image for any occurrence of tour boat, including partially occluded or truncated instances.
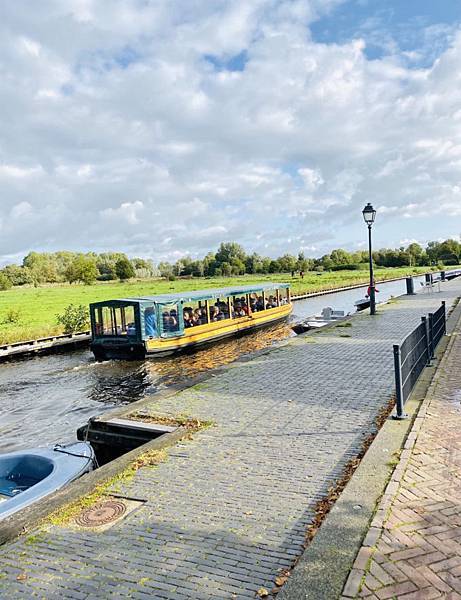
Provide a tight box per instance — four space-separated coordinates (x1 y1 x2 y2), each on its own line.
90 283 292 360
0 442 95 521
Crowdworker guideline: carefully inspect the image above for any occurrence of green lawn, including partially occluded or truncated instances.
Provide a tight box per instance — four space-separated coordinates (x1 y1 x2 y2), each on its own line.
0 266 441 344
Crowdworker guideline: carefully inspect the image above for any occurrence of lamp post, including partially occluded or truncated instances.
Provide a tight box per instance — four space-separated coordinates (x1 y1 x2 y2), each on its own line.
362 203 377 315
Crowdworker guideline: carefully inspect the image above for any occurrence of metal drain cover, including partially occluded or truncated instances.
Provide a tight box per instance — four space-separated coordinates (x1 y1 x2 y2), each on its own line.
75 499 127 527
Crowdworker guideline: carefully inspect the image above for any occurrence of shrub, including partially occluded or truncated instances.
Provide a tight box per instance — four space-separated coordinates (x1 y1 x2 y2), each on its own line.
0 273 12 291
168 274 176 281
2 308 21 324
57 304 89 333
331 264 361 271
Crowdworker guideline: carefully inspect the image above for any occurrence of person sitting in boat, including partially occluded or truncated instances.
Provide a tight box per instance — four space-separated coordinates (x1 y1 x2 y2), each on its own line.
162 311 171 332
169 309 179 331
126 322 136 336
210 306 220 322
256 296 264 311
183 310 193 328
234 302 247 318
145 308 157 337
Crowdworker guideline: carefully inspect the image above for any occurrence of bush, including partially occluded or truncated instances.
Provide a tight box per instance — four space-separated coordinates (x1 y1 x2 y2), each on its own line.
57 304 89 333
331 264 361 271
2 308 21 324
0 273 12 291
168 274 176 281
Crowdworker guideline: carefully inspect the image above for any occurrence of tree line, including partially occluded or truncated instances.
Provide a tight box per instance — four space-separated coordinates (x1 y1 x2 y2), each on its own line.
0 251 154 290
0 239 459 290
157 239 461 278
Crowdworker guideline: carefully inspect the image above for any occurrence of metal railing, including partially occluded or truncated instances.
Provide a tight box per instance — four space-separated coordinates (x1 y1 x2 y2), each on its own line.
394 301 446 418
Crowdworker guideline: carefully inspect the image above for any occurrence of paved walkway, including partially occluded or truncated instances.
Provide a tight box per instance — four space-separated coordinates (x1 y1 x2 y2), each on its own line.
342 306 461 599
1 282 460 599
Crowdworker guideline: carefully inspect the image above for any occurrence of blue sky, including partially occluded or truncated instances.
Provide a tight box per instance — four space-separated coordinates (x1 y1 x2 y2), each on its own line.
312 0 461 64
0 0 461 265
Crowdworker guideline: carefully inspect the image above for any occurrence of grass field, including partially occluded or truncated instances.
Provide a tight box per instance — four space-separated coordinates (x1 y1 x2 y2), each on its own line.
0 266 442 344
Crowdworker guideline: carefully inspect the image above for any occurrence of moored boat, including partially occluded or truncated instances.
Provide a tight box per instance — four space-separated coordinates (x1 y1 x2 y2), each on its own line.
0 442 95 521
291 307 347 334
354 298 371 311
90 283 292 360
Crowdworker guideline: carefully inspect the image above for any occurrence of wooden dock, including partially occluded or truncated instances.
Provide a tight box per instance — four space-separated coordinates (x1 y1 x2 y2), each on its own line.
0 331 91 360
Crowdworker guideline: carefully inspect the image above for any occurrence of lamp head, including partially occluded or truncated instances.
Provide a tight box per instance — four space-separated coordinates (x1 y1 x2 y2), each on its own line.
362 203 376 226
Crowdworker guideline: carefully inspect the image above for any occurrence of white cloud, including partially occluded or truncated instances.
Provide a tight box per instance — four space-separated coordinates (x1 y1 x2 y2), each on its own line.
0 1 460 262
100 201 144 225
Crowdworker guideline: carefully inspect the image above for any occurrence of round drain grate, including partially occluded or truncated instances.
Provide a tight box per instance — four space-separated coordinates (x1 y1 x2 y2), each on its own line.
75 499 127 527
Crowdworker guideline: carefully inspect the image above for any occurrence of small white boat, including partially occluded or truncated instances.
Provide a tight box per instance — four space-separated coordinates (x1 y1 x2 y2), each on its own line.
292 307 347 333
0 441 95 521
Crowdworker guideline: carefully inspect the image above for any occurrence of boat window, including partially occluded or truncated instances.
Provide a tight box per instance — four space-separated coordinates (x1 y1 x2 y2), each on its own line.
159 303 181 337
265 292 278 310
209 297 230 322
278 288 289 306
183 301 208 328
249 292 264 313
231 295 249 318
94 305 137 336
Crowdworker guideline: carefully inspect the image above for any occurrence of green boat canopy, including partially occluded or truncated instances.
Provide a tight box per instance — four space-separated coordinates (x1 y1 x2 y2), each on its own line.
90 283 290 308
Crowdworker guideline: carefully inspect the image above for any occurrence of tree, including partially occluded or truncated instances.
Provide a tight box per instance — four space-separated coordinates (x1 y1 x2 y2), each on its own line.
115 257 136 280
329 248 352 267
65 256 98 285
158 262 174 278
406 243 423 266
277 254 298 273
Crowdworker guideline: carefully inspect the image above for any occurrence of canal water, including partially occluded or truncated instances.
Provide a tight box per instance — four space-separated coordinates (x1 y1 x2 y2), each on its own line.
0 277 423 452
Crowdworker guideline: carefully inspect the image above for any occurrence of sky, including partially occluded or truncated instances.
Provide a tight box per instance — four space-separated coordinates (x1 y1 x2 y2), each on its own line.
1 0 461 266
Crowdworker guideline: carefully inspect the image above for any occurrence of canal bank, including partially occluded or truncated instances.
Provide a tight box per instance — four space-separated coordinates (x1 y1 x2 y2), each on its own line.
0 275 427 454
1 280 460 599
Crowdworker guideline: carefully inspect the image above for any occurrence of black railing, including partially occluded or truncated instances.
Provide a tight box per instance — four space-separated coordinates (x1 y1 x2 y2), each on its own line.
394 301 446 418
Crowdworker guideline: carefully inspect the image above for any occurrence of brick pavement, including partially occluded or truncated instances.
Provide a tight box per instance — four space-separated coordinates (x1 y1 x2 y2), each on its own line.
342 304 461 599
1 282 460 599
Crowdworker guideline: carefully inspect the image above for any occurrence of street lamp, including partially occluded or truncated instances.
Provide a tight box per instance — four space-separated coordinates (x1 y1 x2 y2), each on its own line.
362 203 377 315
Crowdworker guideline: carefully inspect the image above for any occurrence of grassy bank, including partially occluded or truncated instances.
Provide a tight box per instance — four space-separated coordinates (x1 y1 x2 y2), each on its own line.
0 266 441 344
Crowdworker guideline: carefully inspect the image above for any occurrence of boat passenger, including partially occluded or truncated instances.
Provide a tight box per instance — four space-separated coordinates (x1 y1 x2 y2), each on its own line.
162 311 171 332
145 308 157 337
183 311 193 328
169 309 179 331
127 322 136 336
256 296 264 311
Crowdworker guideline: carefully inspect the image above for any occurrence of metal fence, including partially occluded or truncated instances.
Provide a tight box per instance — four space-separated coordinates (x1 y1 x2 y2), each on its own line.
393 301 446 418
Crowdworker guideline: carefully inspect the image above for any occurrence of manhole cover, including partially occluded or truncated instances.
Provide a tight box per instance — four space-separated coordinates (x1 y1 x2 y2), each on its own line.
75 499 127 527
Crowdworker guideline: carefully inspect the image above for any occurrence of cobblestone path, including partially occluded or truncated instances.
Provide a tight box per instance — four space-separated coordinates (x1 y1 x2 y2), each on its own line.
343 303 461 600
1 283 460 599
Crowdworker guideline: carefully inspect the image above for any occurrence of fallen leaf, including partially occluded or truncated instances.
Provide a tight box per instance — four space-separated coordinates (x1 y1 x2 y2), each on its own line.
256 588 269 598
275 575 288 586
16 573 27 581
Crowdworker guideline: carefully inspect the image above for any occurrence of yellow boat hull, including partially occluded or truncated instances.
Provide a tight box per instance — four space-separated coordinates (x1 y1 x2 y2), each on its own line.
144 303 292 356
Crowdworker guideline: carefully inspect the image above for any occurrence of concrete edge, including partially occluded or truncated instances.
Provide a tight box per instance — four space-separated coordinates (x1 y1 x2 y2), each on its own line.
278 296 461 600
0 426 187 546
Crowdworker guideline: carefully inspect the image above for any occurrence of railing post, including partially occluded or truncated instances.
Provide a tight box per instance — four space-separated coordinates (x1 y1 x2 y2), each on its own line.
428 312 435 358
442 301 446 334
421 316 431 366
393 344 407 420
